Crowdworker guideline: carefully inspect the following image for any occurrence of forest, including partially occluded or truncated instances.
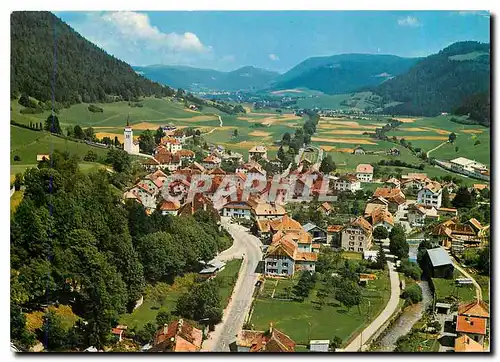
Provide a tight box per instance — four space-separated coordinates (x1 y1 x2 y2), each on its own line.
10 150 230 350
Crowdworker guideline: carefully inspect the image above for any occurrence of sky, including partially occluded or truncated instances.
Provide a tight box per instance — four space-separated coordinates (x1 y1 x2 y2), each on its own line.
57 11 490 73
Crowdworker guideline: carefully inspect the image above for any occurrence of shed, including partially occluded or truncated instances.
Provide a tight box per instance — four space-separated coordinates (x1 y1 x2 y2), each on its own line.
435 302 452 315
310 340 329 352
302 223 327 240
423 247 454 279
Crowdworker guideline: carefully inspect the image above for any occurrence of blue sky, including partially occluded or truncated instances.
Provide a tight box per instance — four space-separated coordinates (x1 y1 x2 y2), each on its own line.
57 11 490 73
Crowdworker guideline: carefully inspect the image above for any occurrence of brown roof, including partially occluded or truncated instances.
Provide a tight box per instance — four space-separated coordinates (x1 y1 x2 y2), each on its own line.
373 187 406 204
252 202 286 217
150 319 203 352
456 315 487 335
458 300 489 318
454 334 483 352
272 229 312 245
473 184 489 191
350 216 373 234
423 180 442 193
206 167 226 175
143 158 161 166
468 218 483 231
268 215 303 233
327 225 343 233
155 152 181 165
319 202 333 212
158 199 181 211
371 208 394 226
356 164 374 174
238 326 295 352
266 238 297 259
177 149 195 158
295 251 318 262
202 155 220 164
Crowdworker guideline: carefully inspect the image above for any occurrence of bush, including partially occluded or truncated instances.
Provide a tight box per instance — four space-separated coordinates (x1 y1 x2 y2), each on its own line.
14 155 21 162
88 104 104 113
83 150 98 162
20 107 43 114
403 284 423 304
398 259 422 280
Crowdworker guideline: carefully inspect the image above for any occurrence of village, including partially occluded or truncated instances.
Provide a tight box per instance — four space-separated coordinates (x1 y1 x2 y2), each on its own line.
116 121 490 353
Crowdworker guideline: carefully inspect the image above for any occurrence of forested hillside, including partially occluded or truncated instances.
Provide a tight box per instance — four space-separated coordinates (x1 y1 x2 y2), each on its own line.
11 12 174 106
374 41 490 118
271 54 419 94
453 91 490 127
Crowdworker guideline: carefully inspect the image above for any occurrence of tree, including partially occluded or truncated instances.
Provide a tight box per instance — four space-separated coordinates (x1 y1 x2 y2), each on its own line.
455 146 459 152
402 284 423 304
154 127 165 145
14 155 21 162
10 304 36 350
335 279 362 312
114 136 120 147
389 224 409 259
319 154 336 174
83 150 98 162
138 129 155 154
14 173 23 191
372 248 387 270
106 149 131 173
398 259 422 280
175 281 222 324
441 187 452 208
45 114 62 134
373 226 389 242
156 311 171 327
448 132 457 143
41 310 68 350
135 322 157 345
84 127 95 141
19 93 31 107
73 125 84 139
329 335 343 351
452 187 475 209
233 129 238 138
282 132 291 145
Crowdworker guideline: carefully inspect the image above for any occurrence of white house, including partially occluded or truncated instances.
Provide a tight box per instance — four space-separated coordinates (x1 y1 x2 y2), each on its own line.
333 175 361 192
407 203 438 227
340 216 373 253
248 146 268 162
356 164 374 182
417 181 443 209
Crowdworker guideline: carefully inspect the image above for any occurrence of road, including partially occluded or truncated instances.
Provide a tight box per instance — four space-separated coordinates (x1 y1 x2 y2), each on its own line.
343 261 401 352
202 219 263 352
426 141 448 158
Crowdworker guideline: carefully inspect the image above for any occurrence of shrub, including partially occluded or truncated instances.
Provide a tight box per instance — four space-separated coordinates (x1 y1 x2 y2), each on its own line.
20 107 43 114
14 155 21 162
402 284 423 304
88 104 104 113
398 259 422 280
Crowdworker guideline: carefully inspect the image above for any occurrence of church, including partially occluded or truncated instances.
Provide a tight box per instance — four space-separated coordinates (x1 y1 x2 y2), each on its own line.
123 119 140 154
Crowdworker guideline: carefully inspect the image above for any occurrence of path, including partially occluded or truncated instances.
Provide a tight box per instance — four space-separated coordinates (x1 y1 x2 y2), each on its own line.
202 219 263 352
451 257 482 301
218 115 223 127
426 141 448 158
343 261 400 352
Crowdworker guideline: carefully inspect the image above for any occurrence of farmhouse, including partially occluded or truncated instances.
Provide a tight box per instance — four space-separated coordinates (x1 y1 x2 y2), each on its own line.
236 325 296 352
340 216 373 253
431 218 484 255
158 199 181 216
356 163 374 182
149 319 203 352
370 208 394 232
373 187 406 213
248 145 268 162
160 136 182 154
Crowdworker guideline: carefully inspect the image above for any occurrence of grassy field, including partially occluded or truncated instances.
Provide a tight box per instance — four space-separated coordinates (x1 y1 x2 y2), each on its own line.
431 278 476 303
10 190 24 214
250 270 391 345
215 259 243 306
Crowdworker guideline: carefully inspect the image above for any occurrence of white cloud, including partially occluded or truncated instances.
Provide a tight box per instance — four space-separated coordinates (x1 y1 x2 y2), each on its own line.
68 11 212 66
268 53 279 61
397 16 422 27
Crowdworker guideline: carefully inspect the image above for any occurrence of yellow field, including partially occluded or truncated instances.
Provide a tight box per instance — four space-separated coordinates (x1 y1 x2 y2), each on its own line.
400 127 430 132
171 115 216 122
95 132 139 143
311 137 377 145
248 131 272 137
421 127 451 135
323 130 372 135
319 145 337 151
318 123 378 130
393 117 419 123
461 129 484 134
401 136 449 141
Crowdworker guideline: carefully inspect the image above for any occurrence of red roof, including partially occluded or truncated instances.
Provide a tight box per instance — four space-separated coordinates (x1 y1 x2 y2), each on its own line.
456 315 487 335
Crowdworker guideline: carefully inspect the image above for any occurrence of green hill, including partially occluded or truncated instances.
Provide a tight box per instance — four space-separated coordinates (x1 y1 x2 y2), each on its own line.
374 41 490 118
11 11 174 106
271 54 419 94
134 65 279 92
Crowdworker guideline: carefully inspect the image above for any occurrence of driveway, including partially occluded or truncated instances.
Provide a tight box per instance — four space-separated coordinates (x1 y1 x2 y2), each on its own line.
450 257 482 301
343 261 401 352
201 219 263 352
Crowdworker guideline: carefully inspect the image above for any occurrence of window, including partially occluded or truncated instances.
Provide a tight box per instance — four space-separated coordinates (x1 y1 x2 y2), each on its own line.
349 247 354 251
350 235 355 240
358 248 363 252
358 236 364 241
359 242 363 246
283 262 288 267
349 242 354 246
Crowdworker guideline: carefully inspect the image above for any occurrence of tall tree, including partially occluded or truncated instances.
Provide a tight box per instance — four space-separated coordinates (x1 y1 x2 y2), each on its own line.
389 224 408 259
138 129 156 154
154 127 165 145
319 154 336 174
45 114 62 134
441 187 452 208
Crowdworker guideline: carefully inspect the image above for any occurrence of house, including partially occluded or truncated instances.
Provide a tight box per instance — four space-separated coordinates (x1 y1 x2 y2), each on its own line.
256 214 303 240
158 199 181 216
155 151 182 171
454 334 484 352
431 218 483 255
36 154 51 162
333 175 361 192
172 129 187 144
407 204 438 227
302 223 327 241
236 324 295 352
421 247 454 279
160 136 182 154
111 328 124 342
442 181 458 194
372 187 406 213
370 208 394 232
401 173 431 190
248 145 268 162
178 193 220 222
472 184 489 193
251 201 286 220
326 225 343 247
264 234 317 276
317 202 333 215
176 149 195 161
385 177 401 189
340 216 373 253
417 181 443 209
352 146 365 155
437 207 458 217
355 164 374 182
201 154 221 170
456 316 487 345
364 196 389 218
387 147 400 156
309 340 330 352
149 319 203 352
458 300 489 319
220 200 254 219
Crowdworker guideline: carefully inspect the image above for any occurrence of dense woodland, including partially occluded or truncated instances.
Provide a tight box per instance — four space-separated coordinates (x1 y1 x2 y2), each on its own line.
374 41 490 119
11 12 175 106
10 150 230 350
453 91 491 127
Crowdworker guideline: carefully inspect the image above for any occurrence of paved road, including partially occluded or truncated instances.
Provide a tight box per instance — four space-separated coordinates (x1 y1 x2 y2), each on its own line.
202 219 263 352
343 261 401 352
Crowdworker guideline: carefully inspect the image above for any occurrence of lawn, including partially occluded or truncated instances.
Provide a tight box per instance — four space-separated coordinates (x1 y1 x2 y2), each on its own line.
215 259 243 306
10 190 24 214
250 270 391 345
431 278 476 303
471 273 490 303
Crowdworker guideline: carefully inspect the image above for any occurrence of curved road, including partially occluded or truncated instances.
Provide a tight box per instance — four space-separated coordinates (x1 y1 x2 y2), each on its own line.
343 261 400 352
202 219 263 352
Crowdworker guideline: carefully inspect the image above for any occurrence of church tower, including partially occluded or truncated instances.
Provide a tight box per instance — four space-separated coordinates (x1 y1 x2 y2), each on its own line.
124 115 133 153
